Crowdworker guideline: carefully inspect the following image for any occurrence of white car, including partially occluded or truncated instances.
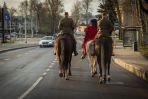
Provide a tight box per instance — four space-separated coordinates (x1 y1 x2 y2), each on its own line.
39 36 54 47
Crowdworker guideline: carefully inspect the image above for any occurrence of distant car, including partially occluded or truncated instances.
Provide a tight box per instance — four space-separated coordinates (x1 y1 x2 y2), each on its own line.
5 34 11 40
39 36 54 47
11 32 18 37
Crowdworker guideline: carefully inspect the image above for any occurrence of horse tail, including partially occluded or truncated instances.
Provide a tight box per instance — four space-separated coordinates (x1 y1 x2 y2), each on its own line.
101 37 110 65
60 38 69 69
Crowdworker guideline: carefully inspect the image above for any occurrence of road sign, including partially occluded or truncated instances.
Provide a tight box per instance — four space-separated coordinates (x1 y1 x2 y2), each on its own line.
4 10 11 21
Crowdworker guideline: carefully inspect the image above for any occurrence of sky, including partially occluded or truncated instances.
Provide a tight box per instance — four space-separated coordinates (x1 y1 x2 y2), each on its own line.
0 0 101 15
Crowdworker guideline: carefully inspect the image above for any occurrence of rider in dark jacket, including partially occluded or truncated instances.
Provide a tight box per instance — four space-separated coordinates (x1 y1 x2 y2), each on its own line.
58 12 78 56
96 12 114 56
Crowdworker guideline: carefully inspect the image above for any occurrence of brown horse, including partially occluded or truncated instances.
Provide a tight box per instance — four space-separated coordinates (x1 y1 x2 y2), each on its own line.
95 36 113 84
54 34 73 80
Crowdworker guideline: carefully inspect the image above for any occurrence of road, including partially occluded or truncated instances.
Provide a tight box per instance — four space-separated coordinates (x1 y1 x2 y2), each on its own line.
0 41 148 99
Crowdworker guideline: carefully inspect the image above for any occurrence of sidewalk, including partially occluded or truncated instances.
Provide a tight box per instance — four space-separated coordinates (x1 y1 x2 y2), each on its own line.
0 38 40 53
113 40 148 82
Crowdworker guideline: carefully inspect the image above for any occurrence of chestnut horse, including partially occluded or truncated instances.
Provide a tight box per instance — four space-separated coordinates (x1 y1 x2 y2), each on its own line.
54 34 73 80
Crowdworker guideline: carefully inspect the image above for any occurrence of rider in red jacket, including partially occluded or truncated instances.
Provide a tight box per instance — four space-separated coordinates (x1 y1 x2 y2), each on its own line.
81 19 97 59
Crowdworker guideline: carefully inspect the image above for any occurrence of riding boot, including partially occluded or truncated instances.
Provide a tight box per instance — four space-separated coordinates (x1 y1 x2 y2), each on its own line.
71 35 78 56
74 42 78 56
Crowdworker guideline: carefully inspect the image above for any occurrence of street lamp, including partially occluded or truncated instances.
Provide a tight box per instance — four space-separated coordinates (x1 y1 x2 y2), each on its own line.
24 0 28 44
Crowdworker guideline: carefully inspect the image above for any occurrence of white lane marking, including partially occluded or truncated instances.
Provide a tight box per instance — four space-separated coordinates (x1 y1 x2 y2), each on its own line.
4 59 9 61
51 62 55 65
42 72 47 76
29 51 33 53
18 59 55 99
25 53 29 55
49 66 53 68
46 69 50 72
52 60 57 63
17 54 22 57
18 77 43 99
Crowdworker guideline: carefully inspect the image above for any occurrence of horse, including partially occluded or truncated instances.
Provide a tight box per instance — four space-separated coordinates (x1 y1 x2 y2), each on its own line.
95 36 113 84
86 40 97 77
54 34 73 80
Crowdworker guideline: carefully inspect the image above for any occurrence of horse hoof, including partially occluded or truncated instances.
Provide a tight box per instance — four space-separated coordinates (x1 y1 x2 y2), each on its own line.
99 80 103 84
65 77 69 80
98 77 104 84
107 75 111 81
59 73 63 77
69 73 72 76
91 74 94 77
108 78 111 82
94 71 97 74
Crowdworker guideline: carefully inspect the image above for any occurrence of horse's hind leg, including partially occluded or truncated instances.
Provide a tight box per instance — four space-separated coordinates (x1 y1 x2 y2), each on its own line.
68 56 72 76
68 62 72 76
103 63 107 84
92 57 97 77
97 57 103 84
107 62 111 81
65 69 69 80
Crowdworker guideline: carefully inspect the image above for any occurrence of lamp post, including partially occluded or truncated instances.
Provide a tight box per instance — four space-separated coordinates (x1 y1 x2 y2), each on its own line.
24 0 28 44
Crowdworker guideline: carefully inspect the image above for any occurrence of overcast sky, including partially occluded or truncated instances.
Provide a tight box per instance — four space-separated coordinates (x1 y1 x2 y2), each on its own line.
0 0 101 15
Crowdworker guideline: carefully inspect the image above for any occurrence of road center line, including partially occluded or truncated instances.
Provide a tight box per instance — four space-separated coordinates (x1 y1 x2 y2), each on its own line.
49 66 53 68
51 63 55 65
17 54 22 57
18 77 43 99
25 53 29 55
52 60 57 63
46 69 50 72
4 59 9 61
42 72 47 76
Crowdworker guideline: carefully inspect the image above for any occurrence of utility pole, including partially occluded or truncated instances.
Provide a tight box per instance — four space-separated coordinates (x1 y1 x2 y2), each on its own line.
24 0 28 44
25 13 27 43
2 8 5 43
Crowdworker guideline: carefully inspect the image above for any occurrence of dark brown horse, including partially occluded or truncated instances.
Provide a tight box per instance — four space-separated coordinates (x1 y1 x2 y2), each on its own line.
54 34 73 80
95 36 113 84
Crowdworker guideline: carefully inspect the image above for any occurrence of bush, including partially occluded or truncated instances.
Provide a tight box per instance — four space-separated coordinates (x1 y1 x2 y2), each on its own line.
140 45 148 59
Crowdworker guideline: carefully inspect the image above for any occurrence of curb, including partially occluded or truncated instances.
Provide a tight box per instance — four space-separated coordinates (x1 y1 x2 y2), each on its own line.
112 57 148 82
0 44 38 54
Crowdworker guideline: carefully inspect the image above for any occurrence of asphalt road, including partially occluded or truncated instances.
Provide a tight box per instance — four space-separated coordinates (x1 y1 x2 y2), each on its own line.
0 41 148 99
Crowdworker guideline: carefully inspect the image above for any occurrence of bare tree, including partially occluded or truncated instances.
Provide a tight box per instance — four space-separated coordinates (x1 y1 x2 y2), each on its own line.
29 0 39 37
46 0 64 34
71 0 82 27
19 0 29 17
9 7 17 17
82 0 93 24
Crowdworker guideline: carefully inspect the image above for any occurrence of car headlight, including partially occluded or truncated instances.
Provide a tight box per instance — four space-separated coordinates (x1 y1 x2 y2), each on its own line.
49 41 53 44
39 41 42 45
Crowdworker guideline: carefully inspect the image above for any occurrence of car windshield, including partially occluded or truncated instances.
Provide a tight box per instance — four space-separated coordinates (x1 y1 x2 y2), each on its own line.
41 36 53 40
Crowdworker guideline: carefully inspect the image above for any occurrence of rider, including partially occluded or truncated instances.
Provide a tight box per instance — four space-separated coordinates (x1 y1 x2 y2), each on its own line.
58 12 78 56
81 19 97 59
96 12 114 55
